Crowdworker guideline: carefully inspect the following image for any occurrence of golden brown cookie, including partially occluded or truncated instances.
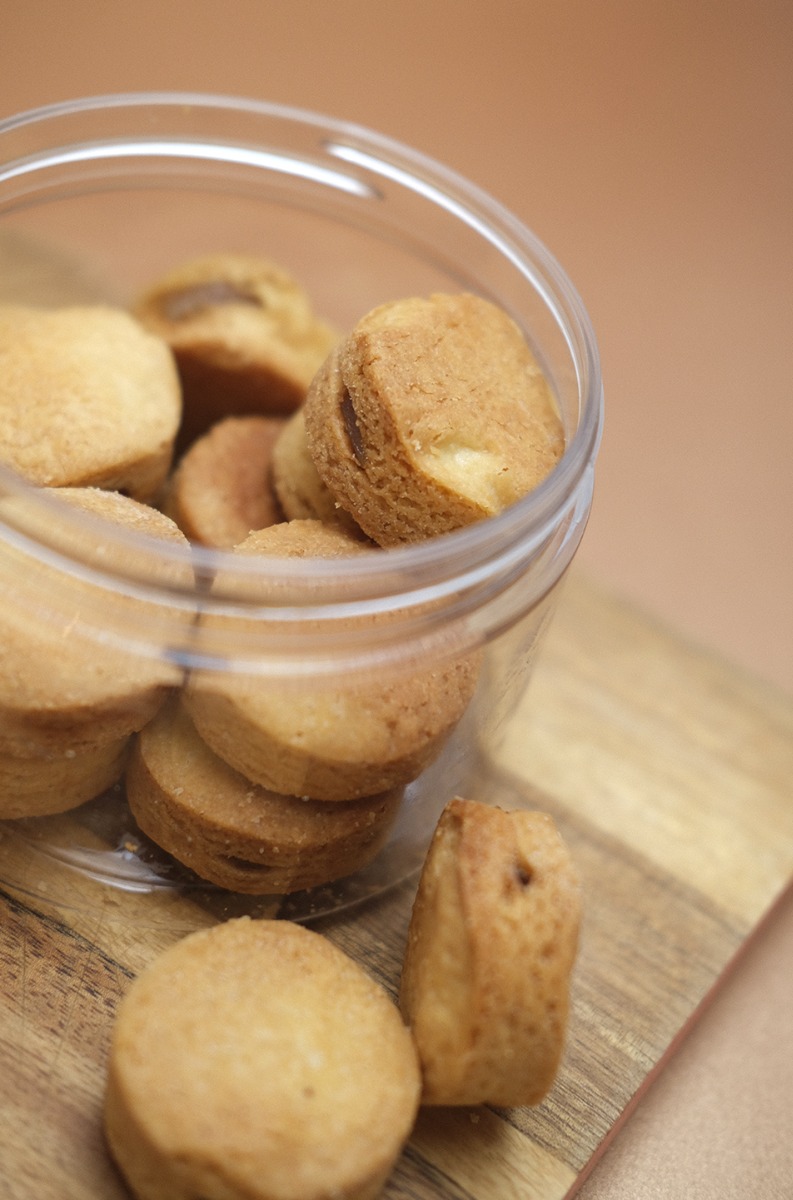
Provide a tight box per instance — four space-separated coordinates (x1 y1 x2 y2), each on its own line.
0 487 194 757
0 734 129 819
0 304 180 501
162 414 285 547
126 697 403 894
304 292 565 545
104 917 421 1200
399 797 581 1107
133 253 337 448
271 407 362 535
183 521 480 801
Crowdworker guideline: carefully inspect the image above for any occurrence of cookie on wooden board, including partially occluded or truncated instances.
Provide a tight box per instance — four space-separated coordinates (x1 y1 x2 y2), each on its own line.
399 796 581 1107
104 917 421 1200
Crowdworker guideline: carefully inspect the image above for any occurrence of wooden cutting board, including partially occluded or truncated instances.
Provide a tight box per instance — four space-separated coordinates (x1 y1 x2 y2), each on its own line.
1 571 792 1200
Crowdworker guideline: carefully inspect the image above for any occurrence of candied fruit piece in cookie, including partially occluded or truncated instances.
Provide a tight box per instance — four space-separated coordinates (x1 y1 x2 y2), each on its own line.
126 696 404 894
0 304 180 501
133 253 337 447
104 918 421 1200
303 292 565 546
399 796 581 1107
162 414 286 547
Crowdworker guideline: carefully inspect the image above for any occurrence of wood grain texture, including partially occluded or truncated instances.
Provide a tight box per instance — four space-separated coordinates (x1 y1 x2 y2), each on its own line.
1 572 791 1200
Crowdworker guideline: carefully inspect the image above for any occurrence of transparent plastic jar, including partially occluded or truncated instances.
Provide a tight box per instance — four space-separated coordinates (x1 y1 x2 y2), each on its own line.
0 93 602 922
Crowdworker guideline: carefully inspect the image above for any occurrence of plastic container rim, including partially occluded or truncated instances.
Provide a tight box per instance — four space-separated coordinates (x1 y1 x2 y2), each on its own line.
0 90 603 617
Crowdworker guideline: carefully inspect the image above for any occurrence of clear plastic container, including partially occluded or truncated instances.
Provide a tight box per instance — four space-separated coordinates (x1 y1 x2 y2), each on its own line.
0 93 602 922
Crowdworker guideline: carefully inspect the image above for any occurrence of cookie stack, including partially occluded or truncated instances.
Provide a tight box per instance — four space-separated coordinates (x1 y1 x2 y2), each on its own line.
0 252 563 897
0 299 189 819
0 487 193 819
0 258 581 1197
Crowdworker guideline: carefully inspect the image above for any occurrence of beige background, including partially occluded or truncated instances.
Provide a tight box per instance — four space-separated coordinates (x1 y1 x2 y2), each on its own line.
2 2 791 1196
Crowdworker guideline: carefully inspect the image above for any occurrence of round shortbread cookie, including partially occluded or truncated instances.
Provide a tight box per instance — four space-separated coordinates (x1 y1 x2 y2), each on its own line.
0 304 181 501
126 697 403 894
104 918 421 1200
163 414 285 547
133 253 337 447
0 733 129 819
0 487 193 756
303 292 565 546
399 797 581 1107
271 408 363 536
183 521 480 801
